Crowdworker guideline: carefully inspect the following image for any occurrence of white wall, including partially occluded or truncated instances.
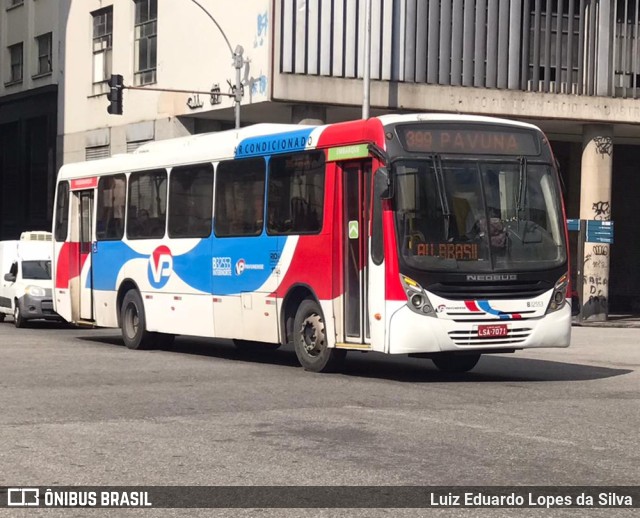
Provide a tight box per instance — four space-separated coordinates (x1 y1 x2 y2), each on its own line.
61 0 271 164
0 0 59 96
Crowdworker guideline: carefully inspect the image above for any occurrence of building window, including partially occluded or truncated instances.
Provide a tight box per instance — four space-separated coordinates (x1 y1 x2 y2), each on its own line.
35 33 53 76
7 43 23 84
92 7 113 85
134 0 157 85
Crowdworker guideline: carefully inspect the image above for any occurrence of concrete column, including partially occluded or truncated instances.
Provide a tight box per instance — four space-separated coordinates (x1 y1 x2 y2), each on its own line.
579 124 613 321
291 105 326 125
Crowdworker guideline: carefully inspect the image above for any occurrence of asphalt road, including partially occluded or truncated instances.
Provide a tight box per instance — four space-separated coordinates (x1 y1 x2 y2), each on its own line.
0 320 638 517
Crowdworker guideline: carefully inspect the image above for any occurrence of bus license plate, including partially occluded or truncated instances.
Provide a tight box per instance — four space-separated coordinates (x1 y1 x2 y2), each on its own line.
477 324 508 337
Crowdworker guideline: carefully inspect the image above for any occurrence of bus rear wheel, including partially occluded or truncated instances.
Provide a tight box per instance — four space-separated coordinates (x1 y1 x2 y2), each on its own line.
293 299 346 373
431 353 481 373
121 289 155 350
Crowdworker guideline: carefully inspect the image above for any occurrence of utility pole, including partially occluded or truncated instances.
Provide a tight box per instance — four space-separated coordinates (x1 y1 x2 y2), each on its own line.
362 0 372 120
189 0 244 128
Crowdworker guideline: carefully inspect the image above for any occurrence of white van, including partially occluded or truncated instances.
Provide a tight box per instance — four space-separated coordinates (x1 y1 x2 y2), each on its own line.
0 231 59 327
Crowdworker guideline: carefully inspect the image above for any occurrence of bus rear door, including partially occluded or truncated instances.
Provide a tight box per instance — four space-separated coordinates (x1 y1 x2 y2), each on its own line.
69 181 96 323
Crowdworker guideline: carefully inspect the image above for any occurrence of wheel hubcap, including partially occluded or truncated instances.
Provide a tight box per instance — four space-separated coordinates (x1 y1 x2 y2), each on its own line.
125 304 139 338
299 313 325 357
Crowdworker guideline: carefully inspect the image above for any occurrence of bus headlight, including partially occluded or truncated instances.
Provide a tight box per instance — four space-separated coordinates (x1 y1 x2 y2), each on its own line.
25 285 46 298
546 273 569 313
400 275 436 316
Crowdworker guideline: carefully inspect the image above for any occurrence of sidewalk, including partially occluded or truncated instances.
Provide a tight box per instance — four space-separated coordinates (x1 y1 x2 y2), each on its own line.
573 314 640 328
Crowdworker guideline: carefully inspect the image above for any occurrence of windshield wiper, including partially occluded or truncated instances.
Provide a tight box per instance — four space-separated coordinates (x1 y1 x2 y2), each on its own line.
431 155 452 239
516 156 528 216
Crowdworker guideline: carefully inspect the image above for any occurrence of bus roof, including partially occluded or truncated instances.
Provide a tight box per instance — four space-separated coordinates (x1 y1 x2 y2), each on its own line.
57 114 543 181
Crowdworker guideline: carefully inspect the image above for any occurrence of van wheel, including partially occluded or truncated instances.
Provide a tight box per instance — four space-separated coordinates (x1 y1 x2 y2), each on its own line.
293 299 346 373
120 290 154 350
14 303 27 329
432 353 481 373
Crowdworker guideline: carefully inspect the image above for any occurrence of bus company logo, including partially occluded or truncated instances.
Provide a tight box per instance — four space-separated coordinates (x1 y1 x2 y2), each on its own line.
235 258 265 276
212 257 232 276
235 259 246 276
148 246 173 288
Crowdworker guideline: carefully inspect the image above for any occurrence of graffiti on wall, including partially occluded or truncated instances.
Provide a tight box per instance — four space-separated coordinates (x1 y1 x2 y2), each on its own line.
592 200 611 221
255 11 268 48
594 135 613 156
582 243 610 320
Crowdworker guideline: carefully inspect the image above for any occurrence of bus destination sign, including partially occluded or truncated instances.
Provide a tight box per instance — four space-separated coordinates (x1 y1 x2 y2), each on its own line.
397 125 539 155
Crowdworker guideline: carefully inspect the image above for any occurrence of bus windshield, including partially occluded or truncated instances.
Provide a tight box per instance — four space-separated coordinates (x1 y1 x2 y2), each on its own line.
22 260 52 280
394 158 566 272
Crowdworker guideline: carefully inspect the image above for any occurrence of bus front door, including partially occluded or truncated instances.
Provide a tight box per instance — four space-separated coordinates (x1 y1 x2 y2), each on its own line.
69 189 95 322
342 161 371 345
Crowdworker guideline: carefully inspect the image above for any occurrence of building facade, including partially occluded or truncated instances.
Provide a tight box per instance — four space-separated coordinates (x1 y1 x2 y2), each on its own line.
0 0 60 239
2 0 639 317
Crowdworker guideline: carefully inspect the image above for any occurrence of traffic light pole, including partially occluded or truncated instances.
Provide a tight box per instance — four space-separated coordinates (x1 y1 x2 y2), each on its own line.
188 0 244 128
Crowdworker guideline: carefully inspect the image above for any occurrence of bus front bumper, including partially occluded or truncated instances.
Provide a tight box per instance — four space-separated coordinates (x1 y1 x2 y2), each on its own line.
387 303 571 355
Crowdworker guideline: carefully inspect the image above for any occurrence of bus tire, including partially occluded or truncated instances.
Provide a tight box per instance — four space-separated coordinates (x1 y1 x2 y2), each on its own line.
432 353 481 373
293 299 346 373
121 289 155 350
0 313 5 322
233 340 280 352
14 302 27 329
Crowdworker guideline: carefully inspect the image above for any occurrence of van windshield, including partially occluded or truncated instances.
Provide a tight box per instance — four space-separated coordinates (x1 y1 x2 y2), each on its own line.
22 260 52 280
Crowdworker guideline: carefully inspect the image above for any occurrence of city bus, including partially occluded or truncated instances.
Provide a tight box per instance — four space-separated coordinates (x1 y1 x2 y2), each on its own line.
52 114 571 373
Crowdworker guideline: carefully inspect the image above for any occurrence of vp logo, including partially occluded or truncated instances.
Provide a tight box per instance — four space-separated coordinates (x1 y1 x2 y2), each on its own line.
235 258 246 276
148 245 173 288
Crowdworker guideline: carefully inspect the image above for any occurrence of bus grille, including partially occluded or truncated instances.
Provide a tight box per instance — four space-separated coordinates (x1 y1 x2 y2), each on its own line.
448 327 532 346
429 280 550 300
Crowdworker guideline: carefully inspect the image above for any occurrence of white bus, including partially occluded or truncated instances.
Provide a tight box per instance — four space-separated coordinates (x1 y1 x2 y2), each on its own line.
52 114 571 373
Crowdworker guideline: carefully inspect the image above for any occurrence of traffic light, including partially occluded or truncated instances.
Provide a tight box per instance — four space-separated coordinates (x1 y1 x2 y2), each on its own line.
107 74 124 115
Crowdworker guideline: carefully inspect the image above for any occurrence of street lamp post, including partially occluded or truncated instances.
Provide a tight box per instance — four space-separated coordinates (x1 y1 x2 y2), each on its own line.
189 0 244 128
362 0 372 120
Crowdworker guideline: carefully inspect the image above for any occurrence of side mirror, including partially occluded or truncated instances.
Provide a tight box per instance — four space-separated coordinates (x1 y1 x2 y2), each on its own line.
374 167 392 200
4 273 16 282
371 167 391 265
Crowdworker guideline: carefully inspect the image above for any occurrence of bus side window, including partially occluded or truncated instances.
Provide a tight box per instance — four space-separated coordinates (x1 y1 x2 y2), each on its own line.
267 151 325 235
168 163 213 239
214 158 266 237
97 174 126 241
127 169 167 239
54 181 70 242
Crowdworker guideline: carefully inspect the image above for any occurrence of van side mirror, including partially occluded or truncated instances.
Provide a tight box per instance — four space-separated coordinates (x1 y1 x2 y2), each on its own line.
374 167 392 200
4 273 16 282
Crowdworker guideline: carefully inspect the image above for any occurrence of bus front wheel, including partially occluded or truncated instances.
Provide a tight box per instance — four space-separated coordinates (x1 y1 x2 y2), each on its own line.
121 290 155 350
293 299 346 373
431 353 481 373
